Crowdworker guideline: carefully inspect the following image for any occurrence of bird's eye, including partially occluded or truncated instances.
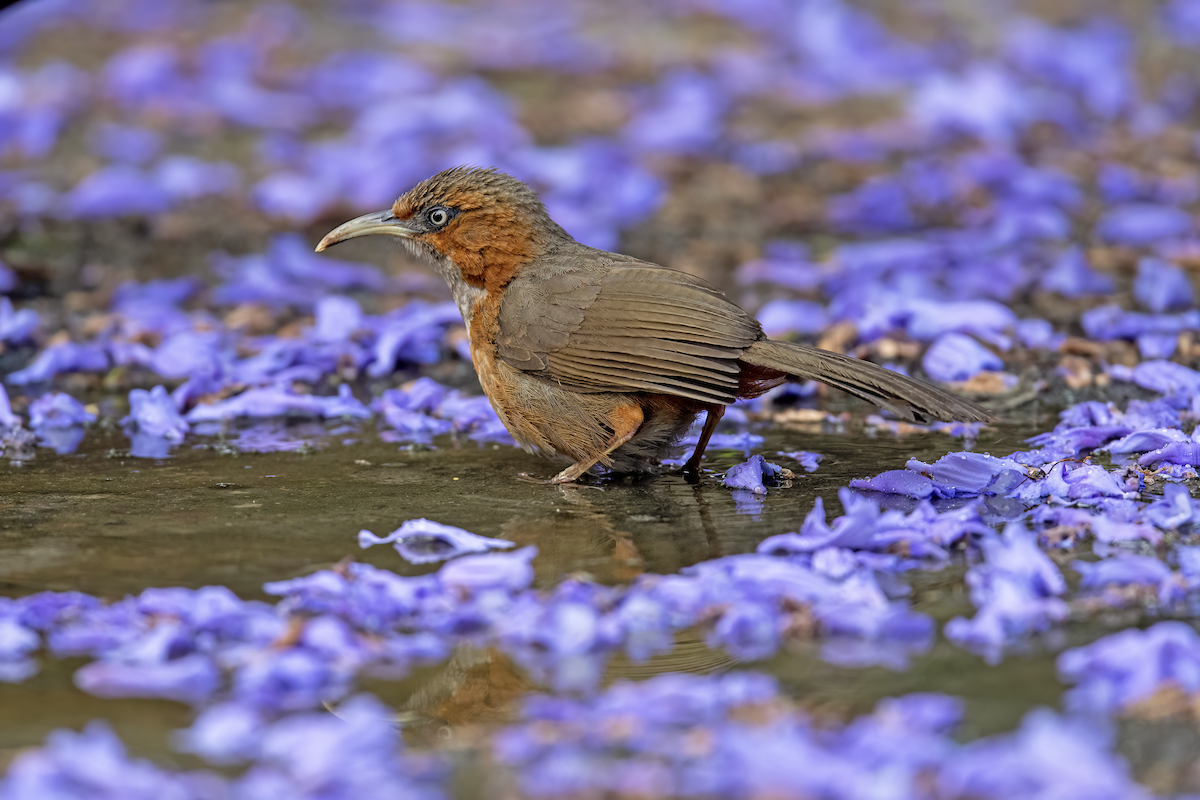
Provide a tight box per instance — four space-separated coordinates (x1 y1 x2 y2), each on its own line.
426 207 450 228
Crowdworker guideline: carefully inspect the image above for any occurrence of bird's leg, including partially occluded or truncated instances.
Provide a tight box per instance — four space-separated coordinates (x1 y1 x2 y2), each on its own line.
550 404 645 484
684 404 725 473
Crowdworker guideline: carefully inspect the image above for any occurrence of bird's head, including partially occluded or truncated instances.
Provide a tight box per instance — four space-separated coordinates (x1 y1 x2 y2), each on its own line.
315 166 570 292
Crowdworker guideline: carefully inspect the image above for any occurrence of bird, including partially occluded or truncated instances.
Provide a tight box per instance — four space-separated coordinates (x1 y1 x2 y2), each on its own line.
316 166 992 484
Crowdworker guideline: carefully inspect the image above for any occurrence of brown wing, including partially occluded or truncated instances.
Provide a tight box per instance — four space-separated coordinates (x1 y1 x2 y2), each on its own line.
495 256 761 405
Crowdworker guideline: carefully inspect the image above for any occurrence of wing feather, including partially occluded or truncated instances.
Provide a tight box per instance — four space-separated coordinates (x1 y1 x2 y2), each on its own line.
495 257 760 401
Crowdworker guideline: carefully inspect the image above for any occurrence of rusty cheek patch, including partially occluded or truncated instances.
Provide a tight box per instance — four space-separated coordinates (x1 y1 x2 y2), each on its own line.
428 215 537 293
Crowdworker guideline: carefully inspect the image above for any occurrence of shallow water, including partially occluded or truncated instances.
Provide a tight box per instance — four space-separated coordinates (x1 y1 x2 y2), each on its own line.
1 421 1069 761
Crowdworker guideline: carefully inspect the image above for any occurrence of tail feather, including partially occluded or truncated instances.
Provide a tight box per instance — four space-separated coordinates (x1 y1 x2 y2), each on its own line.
742 339 993 423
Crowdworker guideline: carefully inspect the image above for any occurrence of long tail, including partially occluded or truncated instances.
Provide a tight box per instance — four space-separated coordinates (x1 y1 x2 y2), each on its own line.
741 339 993 423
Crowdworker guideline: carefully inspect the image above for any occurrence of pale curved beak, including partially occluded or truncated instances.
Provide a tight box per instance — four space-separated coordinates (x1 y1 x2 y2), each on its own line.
314 209 417 252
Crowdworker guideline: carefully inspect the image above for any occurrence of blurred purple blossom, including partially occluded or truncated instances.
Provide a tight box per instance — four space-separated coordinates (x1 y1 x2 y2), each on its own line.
1073 553 1172 590
0 385 20 431
6 341 109 385
29 392 95 429
1097 204 1193 245
1133 257 1193 313
922 333 1003 382
910 65 1031 142
87 122 161 163
1039 247 1115 297
75 653 220 705
438 547 537 593
121 385 188 441
64 165 173 218
945 522 1068 660
155 156 240 200
212 234 387 308
0 296 39 345
1059 621 1200 715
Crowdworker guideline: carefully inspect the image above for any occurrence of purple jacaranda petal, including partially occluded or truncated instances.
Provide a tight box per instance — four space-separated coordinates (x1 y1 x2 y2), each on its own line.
376 378 450 414
16 590 100 631
828 175 914 233
724 455 787 495
1118 360 1200 395
1144 483 1200 529
238 693 443 798
367 301 461 373
311 295 364 343
905 451 1026 497
610 594 673 663
436 393 504 432
735 242 823 291
88 122 161 163
1061 464 1135 501
1163 0 1200 44
1059 621 1200 715
232 647 348 712
922 333 1003 382
379 407 453 442
312 384 372 420
154 156 240 200
624 70 726 156
707 602 779 661
1081 303 1200 342
910 64 1031 141
1039 247 1115 297
104 43 183 104
438 546 537 593
680 430 765 455
28 392 95 428
0 617 38 660
1014 318 1064 350
7 341 109 384
1139 441 1200 467
213 234 386 308
120 385 188 441
778 450 822 472
171 700 265 765
64 165 173 218
1106 428 1192 454
939 708 1137 800
1026 425 1132 458
186 385 326 422
1097 203 1193 245
0 659 38 683
1135 332 1178 359
1088 516 1161 545
0 384 20 431
756 299 829 337
945 522 1067 660
1073 554 1172 588
906 300 1016 342
0 721 213 799
1134 256 1193 313
74 653 220 704
0 296 39 344
359 518 515 564
850 469 933 498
